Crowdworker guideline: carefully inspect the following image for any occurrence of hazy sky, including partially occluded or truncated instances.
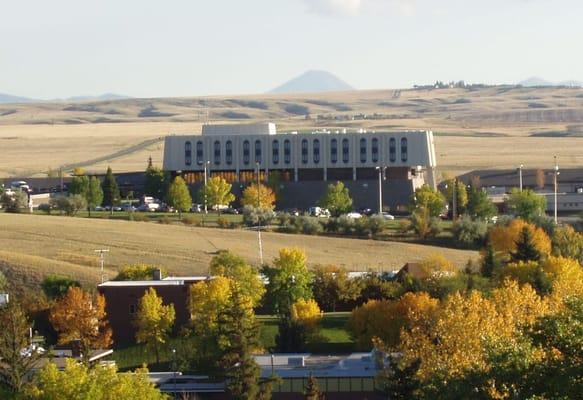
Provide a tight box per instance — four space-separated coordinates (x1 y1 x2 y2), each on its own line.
1 0 582 99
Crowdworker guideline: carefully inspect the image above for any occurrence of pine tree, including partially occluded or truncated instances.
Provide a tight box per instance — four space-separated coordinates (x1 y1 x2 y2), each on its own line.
511 226 542 262
305 374 324 400
218 283 263 400
101 166 120 214
481 243 501 277
145 158 167 199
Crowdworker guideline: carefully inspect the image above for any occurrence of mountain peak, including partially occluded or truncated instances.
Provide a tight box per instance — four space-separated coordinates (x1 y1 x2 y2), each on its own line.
270 70 354 94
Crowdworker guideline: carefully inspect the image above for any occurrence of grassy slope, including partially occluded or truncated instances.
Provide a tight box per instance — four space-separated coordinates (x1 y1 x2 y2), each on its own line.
0 213 476 288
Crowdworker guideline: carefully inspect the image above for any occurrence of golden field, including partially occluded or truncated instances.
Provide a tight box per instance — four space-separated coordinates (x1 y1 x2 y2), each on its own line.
0 213 477 289
2 86 583 177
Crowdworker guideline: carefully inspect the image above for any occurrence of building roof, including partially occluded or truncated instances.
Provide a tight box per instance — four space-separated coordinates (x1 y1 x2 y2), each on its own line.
202 123 276 136
98 276 209 288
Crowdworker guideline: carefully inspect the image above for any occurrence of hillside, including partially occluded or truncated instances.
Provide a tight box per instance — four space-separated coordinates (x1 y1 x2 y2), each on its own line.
1 85 583 177
270 70 354 93
0 213 477 291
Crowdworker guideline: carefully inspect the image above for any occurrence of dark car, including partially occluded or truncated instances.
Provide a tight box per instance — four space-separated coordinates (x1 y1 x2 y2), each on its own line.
222 207 239 215
359 208 374 216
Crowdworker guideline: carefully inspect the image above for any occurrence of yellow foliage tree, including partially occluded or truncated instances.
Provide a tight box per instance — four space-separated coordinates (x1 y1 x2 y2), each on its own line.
488 219 551 260
291 299 322 329
241 183 276 210
417 254 457 276
135 287 176 365
188 276 233 334
542 256 583 308
49 287 112 364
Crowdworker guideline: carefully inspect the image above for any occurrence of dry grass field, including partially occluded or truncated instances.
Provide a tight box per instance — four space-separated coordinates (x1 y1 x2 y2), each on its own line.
2 86 583 177
0 213 477 289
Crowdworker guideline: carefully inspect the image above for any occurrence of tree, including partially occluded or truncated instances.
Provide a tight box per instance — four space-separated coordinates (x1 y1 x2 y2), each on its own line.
551 225 583 264
114 264 165 281
198 176 235 214
1 191 29 213
466 186 497 220
312 265 360 312
452 215 488 248
488 219 552 261
145 158 167 199
442 178 468 215
318 181 353 217
536 168 546 189
0 270 7 292
68 175 89 197
0 301 44 393
511 226 543 262
101 166 120 214
27 359 167 400
135 288 176 365
291 299 322 343
304 374 324 400
166 176 192 218
506 188 547 221
218 283 264 400
409 185 445 218
241 183 276 210
263 248 313 317
49 287 112 364
86 176 103 217
410 204 441 239
41 275 81 300
480 244 501 277
49 194 87 216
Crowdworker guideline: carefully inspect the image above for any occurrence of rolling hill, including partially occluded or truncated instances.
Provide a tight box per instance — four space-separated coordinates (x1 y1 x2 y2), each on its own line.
270 70 354 93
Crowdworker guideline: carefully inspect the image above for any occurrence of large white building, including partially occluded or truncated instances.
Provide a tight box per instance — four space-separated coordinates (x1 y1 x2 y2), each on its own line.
163 123 437 210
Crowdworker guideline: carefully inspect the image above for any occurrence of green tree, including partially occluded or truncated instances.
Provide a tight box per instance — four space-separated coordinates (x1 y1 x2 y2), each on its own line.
319 181 353 217
481 244 501 278
135 288 176 365
466 186 497 220
41 275 81 300
0 301 44 394
511 226 543 262
101 166 120 214
410 184 446 218
551 225 583 264
506 188 547 221
312 265 360 312
304 374 324 400
167 176 192 218
0 270 7 292
27 359 167 400
49 194 87 216
442 178 468 215
410 204 441 239
1 191 29 213
86 176 103 216
114 264 166 281
198 176 235 215
68 175 89 197
145 158 167 199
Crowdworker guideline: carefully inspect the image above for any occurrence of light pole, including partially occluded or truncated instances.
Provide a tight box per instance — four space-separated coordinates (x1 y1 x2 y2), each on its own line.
375 166 386 215
554 156 559 225
518 164 524 192
198 161 210 227
452 178 457 221
94 249 109 284
256 162 264 266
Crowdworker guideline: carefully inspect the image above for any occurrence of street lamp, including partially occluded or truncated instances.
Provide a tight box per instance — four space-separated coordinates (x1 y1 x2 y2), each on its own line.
554 156 559 225
518 164 524 192
375 166 387 215
198 161 210 214
255 162 264 266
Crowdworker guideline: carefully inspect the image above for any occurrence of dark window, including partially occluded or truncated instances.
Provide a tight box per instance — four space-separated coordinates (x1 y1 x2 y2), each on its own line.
342 138 350 164
330 139 338 164
196 141 203 164
372 138 379 163
301 139 308 164
255 140 262 164
225 140 233 165
313 139 320 164
243 140 250 165
185 141 192 166
389 138 396 163
129 304 136 315
284 140 291 164
401 137 408 162
272 140 279 165
213 140 221 165
360 138 367 163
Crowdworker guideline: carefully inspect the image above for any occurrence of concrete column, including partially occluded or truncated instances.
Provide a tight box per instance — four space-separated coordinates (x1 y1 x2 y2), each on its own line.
324 167 327 181
294 168 298 182
352 166 357 181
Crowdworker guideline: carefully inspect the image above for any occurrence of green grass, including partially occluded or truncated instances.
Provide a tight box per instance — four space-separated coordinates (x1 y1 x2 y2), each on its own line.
113 313 354 371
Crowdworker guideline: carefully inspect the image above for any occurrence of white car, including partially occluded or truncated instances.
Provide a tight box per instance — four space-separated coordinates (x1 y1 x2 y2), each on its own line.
345 212 362 219
381 212 395 220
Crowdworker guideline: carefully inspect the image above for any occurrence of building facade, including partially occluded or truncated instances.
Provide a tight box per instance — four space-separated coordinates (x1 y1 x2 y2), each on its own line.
163 123 437 210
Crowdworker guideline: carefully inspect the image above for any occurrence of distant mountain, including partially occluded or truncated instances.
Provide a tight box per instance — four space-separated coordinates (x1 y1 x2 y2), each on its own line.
519 77 583 87
0 93 35 104
66 93 131 102
270 70 354 94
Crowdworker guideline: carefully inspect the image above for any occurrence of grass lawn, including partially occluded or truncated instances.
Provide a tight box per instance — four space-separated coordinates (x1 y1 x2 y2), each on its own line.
113 312 354 371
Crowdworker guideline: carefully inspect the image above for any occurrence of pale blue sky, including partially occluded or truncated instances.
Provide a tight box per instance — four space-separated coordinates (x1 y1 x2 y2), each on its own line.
1 0 581 98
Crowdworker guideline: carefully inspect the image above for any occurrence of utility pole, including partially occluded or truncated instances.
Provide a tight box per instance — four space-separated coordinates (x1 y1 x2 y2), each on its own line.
452 178 457 220
256 162 264 266
94 249 110 284
375 166 386 215
554 156 559 225
519 164 523 192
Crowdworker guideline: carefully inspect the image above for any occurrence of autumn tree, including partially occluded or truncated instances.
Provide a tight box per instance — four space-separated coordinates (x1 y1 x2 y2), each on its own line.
551 224 583 264
511 225 543 262
410 203 441 239
409 184 445 218
166 176 192 218
291 299 322 344
101 166 120 213
49 287 112 364
0 301 44 394
198 176 235 214
312 265 360 312
319 181 353 217
304 374 324 400
135 287 176 364
241 183 276 210
442 178 468 216
536 168 546 189
27 359 167 400
488 219 551 261
506 188 547 221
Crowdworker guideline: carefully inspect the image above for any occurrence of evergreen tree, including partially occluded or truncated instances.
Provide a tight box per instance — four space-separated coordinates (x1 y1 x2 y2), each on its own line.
144 157 167 199
305 374 324 400
511 226 542 262
481 243 501 277
101 166 120 214
218 283 263 400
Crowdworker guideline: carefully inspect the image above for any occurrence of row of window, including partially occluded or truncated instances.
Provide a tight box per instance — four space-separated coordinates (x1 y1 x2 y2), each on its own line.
185 138 408 166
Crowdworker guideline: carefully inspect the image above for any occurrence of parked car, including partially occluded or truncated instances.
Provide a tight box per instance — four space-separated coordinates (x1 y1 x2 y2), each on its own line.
308 207 330 218
345 212 363 219
381 212 395 220
191 204 202 213
120 204 136 212
222 207 239 215
158 204 177 213
137 203 160 212
359 208 374 216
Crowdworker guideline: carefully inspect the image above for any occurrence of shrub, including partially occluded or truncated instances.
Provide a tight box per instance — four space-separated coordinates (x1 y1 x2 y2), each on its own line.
217 217 232 229
181 215 198 226
297 217 323 235
452 215 488 248
323 218 341 233
337 216 356 235
41 275 81 300
1 191 29 213
242 205 275 227
114 264 166 281
130 213 149 222
49 195 87 216
158 216 172 224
